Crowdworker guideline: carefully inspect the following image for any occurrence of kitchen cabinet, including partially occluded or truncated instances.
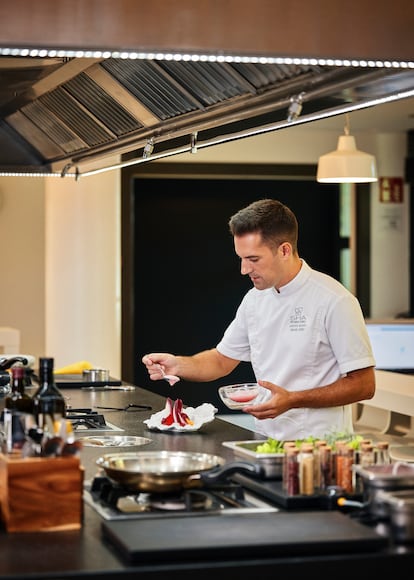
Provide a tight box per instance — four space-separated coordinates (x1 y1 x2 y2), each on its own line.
0 383 414 578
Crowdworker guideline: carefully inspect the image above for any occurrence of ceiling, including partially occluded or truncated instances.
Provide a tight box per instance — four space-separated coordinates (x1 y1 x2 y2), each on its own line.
0 55 414 176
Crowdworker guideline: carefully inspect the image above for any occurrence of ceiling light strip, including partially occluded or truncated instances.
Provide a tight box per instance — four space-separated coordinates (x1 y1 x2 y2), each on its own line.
0 47 413 69
0 171 75 177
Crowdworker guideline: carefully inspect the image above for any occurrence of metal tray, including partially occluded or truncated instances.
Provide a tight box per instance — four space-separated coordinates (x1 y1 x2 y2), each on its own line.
222 440 284 479
77 436 151 448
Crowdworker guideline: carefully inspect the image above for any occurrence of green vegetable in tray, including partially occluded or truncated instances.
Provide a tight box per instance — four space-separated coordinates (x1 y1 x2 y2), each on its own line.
255 438 285 453
254 433 365 454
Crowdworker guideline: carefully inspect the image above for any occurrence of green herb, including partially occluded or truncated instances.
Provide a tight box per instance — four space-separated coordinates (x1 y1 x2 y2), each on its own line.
255 432 366 454
255 438 285 453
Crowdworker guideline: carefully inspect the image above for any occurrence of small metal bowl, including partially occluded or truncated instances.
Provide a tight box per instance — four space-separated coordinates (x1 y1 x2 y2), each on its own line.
83 368 110 382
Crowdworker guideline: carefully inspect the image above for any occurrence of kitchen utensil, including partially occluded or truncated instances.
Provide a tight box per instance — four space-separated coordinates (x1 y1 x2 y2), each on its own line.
0 356 30 395
83 368 110 382
353 462 414 519
96 450 262 493
218 383 264 410
101 511 388 564
0 356 30 370
222 440 284 479
375 489 414 543
95 403 153 411
78 435 152 448
42 436 64 457
157 364 180 386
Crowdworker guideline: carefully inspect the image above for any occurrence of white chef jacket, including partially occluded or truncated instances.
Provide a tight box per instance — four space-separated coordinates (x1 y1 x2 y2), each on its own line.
216 260 375 440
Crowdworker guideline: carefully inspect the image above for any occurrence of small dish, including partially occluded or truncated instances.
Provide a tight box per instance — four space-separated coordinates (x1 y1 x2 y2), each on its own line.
218 383 263 410
143 402 217 433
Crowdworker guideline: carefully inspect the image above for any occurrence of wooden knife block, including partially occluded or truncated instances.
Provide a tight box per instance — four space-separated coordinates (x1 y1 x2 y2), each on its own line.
0 453 84 532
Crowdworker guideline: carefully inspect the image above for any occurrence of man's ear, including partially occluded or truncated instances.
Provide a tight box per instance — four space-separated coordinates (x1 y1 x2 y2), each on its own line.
280 242 292 257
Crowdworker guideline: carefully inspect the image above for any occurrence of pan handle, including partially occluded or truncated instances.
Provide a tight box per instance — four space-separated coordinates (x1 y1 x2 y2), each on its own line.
199 460 264 484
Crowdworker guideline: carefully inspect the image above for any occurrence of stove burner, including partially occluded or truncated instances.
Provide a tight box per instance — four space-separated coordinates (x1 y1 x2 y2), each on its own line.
150 490 214 511
89 475 255 516
66 408 108 430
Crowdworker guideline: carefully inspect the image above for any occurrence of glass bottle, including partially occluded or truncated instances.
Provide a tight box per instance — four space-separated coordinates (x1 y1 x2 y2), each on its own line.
32 357 66 435
375 441 391 465
355 443 375 493
313 440 327 492
282 441 297 492
284 447 300 496
337 444 354 494
3 365 33 452
360 443 375 468
319 445 333 491
299 443 315 495
334 440 347 488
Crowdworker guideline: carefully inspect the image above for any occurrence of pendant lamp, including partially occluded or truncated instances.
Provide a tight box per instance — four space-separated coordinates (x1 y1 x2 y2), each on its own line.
317 114 378 183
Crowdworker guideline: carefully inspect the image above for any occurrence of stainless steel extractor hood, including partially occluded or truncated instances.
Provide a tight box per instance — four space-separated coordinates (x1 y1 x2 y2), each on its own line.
1 54 414 176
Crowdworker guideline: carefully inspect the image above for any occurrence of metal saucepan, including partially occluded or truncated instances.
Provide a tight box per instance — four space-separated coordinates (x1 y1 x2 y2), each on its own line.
375 489 414 543
353 462 414 519
96 450 263 493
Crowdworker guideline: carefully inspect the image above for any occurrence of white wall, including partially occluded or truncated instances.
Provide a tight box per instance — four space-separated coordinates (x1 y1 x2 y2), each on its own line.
0 164 121 377
370 133 410 318
0 177 45 357
44 166 121 374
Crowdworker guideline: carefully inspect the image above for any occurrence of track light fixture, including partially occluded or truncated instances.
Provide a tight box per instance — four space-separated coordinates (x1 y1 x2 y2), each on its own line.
287 92 305 122
191 132 198 154
142 138 155 159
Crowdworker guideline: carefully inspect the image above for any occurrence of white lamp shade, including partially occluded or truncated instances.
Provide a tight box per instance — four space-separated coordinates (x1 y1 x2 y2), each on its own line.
317 135 378 183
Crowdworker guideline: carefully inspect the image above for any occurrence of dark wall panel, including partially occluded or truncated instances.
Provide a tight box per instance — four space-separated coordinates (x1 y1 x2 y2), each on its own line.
128 176 339 413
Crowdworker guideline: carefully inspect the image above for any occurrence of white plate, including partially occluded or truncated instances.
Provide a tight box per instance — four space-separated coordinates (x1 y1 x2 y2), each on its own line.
145 425 202 434
144 402 217 433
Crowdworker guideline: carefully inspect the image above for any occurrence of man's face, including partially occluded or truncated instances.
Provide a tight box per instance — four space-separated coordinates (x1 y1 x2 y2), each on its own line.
234 232 282 290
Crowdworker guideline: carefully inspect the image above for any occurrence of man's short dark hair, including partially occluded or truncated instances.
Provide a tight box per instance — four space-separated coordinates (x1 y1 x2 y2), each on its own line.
229 198 298 251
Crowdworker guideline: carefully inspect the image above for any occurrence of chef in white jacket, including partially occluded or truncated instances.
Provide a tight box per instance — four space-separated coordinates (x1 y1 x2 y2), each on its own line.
143 198 376 440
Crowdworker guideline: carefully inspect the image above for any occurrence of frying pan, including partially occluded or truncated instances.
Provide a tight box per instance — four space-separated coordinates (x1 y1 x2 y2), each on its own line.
96 450 263 493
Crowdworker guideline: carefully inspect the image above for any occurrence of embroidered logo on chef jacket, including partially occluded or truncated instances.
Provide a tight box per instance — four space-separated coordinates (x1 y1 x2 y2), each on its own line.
289 307 306 331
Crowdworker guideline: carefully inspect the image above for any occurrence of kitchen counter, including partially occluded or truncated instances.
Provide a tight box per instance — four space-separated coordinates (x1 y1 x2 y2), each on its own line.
1 382 414 578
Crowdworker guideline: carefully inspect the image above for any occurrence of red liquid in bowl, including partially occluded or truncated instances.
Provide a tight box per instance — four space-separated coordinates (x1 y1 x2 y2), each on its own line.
228 389 258 403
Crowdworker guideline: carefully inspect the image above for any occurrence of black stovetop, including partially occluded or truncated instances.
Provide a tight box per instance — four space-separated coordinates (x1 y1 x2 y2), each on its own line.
85 474 279 520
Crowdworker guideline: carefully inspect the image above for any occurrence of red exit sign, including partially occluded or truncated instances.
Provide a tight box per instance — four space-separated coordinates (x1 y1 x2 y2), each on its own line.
379 177 404 203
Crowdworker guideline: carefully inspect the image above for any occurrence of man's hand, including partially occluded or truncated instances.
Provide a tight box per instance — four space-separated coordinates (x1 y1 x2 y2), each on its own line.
142 353 178 381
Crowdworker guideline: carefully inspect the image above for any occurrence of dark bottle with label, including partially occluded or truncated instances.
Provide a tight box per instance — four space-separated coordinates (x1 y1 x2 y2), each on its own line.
32 357 66 435
4 365 34 452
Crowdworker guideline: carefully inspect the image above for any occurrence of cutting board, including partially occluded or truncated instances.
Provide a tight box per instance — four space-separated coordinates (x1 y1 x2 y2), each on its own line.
101 511 388 563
